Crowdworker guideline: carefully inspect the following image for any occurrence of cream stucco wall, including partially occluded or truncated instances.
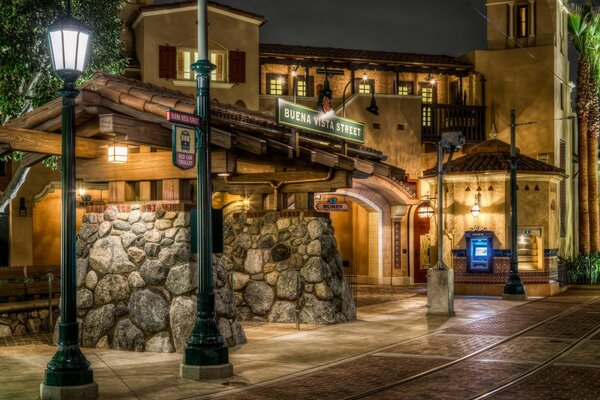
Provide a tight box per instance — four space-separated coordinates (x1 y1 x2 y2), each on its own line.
134 5 261 110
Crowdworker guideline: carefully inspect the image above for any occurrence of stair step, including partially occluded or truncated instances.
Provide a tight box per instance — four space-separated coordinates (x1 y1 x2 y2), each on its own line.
518 242 537 250
519 262 539 270
518 249 537 256
518 256 537 262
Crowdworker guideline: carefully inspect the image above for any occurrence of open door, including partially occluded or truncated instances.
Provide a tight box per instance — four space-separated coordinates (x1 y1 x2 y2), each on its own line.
413 206 431 283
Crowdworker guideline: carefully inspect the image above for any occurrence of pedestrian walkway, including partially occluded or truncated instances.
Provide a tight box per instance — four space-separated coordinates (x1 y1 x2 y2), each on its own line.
2 286 598 400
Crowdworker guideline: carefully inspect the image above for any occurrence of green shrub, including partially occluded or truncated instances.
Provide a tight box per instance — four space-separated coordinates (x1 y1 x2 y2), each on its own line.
561 252 600 284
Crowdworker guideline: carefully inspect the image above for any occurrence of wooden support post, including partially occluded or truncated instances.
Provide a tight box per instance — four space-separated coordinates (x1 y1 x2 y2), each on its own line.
139 181 156 201
294 193 314 210
162 179 191 202
249 194 263 211
108 181 135 203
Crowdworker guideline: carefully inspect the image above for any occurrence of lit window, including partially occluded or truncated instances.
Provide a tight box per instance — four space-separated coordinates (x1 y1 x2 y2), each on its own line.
398 81 413 96
210 50 227 82
420 84 434 127
269 78 284 95
358 83 372 94
177 48 227 81
517 5 528 38
297 79 306 97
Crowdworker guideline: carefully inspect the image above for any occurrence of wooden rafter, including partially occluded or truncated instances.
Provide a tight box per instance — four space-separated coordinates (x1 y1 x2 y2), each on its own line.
0 126 101 158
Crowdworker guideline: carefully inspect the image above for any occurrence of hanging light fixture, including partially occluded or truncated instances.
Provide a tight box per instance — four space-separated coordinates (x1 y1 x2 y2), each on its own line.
471 193 482 218
108 137 128 163
418 196 435 219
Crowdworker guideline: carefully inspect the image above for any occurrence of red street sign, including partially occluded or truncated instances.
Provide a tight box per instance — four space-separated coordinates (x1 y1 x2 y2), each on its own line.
167 109 201 127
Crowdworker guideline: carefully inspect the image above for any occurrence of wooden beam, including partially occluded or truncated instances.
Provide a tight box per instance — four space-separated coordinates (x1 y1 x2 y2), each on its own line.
99 114 171 148
224 170 333 184
108 181 135 203
354 158 375 175
235 132 267 155
76 118 100 138
139 181 154 201
213 170 351 194
0 126 100 159
0 144 11 158
211 128 233 149
77 150 232 182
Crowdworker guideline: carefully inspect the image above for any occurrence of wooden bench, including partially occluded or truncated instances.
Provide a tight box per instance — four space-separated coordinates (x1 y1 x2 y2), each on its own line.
0 265 60 300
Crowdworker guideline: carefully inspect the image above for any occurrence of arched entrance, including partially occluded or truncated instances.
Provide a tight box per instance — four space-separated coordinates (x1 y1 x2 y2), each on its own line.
412 205 432 284
324 191 383 285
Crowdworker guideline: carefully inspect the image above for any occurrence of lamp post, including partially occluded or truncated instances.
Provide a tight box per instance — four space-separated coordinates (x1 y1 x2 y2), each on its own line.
41 2 97 399
180 0 232 380
341 75 379 118
503 109 526 299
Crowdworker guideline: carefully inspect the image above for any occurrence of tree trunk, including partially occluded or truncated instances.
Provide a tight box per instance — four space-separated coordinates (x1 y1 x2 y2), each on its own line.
578 56 591 253
589 77 600 252
0 164 32 213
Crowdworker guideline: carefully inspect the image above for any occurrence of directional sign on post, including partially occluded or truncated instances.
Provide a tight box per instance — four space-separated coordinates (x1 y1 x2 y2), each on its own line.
172 125 197 170
167 109 200 170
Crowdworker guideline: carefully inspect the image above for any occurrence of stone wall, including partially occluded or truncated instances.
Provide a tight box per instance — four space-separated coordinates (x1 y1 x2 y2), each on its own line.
75 205 245 353
0 307 58 337
221 211 356 324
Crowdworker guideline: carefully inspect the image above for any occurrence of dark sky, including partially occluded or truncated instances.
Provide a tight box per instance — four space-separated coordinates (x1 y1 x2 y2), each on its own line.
211 0 488 56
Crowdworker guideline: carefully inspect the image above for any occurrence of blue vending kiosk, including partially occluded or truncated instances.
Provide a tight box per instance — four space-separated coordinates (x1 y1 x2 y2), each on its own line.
465 230 493 273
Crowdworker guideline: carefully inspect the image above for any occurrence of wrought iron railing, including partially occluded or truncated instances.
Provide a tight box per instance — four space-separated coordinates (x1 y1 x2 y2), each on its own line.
421 104 486 144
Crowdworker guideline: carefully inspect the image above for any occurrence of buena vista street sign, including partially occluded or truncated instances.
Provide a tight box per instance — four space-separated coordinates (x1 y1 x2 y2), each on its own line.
167 109 200 170
276 98 364 143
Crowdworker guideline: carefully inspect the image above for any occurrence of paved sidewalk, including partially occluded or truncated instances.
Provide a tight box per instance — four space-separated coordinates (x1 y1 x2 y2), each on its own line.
0 286 527 400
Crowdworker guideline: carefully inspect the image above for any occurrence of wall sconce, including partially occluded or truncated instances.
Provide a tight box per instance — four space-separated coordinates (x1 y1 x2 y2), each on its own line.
417 195 435 219
18 197 27 217
78 187 92 203
471 193 482 218
108 137 128 163
427 73 437 85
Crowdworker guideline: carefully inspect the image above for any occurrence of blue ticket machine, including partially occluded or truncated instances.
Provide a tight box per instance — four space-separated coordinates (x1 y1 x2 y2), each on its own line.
465 231 493 272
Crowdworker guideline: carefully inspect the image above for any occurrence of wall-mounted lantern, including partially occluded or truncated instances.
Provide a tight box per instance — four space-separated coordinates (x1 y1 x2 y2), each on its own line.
471 193 482 218
108 137 128 163
417 195 435 219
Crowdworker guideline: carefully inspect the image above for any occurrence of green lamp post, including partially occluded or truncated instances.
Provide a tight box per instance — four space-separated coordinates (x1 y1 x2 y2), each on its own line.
41 1 97 399
180 0 232 380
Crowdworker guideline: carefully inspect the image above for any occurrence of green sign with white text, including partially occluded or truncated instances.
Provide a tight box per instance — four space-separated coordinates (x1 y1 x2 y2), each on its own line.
276 98 364 143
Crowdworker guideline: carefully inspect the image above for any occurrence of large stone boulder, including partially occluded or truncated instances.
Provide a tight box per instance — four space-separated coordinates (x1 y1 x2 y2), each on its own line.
94 274 130 306
82 304 115 347
165 263 197 295
170 295 196 352
243 281 275 315
89 236 135 274
113 319 144 351
129 289 169 333
140 259 167 285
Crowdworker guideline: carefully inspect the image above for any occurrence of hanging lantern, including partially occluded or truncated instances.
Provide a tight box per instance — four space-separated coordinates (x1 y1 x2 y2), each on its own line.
108 140 128 163
417 203 434 219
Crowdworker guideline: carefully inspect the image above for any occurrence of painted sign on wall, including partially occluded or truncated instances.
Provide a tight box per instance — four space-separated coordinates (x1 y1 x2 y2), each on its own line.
276 98 364 143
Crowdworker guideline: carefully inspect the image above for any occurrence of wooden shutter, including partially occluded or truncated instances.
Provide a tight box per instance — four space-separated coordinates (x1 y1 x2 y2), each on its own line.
228 50 246 83
159 46 176 79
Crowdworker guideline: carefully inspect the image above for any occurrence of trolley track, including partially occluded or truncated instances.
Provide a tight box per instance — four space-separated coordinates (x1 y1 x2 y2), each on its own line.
342 296 600 400
210 293 600 400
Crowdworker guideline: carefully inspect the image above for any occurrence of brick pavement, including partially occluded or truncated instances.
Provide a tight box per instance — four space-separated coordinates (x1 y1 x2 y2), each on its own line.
0 332 52 347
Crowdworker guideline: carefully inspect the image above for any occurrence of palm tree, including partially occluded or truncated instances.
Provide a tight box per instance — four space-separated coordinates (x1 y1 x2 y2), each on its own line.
569 4 592 253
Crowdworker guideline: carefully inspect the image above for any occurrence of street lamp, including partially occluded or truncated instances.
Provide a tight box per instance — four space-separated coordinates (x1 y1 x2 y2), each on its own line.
41 2 97 399
341 74 379 118
417 196 435 219
180 0 232 380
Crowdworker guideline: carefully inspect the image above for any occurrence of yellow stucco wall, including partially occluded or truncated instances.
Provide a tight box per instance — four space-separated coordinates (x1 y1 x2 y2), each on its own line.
134 5 260 109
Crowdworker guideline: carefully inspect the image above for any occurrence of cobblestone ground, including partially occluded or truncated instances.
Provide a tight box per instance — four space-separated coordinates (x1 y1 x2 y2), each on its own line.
0 332 52 347
221 289 600 400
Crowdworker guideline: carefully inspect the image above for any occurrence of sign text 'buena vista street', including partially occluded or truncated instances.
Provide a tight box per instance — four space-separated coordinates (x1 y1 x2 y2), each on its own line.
276 99 364 143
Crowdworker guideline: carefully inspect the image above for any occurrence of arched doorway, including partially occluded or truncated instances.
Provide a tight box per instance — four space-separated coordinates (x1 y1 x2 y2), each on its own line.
325 192 382 285
412 205 432 283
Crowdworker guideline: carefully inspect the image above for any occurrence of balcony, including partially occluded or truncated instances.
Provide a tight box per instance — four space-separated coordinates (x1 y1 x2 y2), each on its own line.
421 104 486 144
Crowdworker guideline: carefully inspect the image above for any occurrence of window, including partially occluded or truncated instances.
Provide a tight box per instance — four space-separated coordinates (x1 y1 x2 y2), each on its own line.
297 79 306 97
358 79 375 94
419 82 435 127
397 81 413 96
560 83 564 111
517 5 528 38
267 73 288 95
210 50 227 82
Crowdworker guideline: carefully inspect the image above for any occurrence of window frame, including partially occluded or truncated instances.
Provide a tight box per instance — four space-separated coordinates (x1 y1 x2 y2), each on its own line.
176 47 228 82
397 81 414 96
516 4 529 38
267 73 288 96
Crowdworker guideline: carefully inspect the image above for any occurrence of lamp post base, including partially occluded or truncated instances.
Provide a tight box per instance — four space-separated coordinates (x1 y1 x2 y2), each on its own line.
40 382 98 400
427 267 455 317
180 362 233 380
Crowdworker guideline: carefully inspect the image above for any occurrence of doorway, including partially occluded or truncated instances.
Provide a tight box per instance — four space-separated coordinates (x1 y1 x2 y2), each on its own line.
0 211 9 266
413 206 432 283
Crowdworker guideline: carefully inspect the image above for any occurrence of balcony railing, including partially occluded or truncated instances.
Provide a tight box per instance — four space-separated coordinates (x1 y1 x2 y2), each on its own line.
421 104 486 144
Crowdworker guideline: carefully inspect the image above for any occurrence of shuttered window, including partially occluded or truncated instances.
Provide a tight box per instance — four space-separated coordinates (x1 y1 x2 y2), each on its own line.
159 45 177 79
228 51 246 83
397 81 413 96
267 73 288 95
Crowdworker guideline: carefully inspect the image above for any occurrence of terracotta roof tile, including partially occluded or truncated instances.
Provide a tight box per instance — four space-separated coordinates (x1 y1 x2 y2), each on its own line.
422 139 564 177
260 43 472 69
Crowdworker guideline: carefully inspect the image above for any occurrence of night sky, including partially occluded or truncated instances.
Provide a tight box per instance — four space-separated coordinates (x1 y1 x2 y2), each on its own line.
210 0 489 56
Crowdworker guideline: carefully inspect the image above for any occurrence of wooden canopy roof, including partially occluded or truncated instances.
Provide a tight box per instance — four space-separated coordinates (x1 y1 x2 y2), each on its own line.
1 73 409 197
422 139 565 177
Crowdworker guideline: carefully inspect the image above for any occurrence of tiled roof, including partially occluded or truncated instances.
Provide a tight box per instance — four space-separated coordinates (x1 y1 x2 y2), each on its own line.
422 139 564 177
138 1 266 24
260 43 473 69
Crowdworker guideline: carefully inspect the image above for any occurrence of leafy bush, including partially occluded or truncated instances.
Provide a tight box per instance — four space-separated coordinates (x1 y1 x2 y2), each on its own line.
561 252 600 284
